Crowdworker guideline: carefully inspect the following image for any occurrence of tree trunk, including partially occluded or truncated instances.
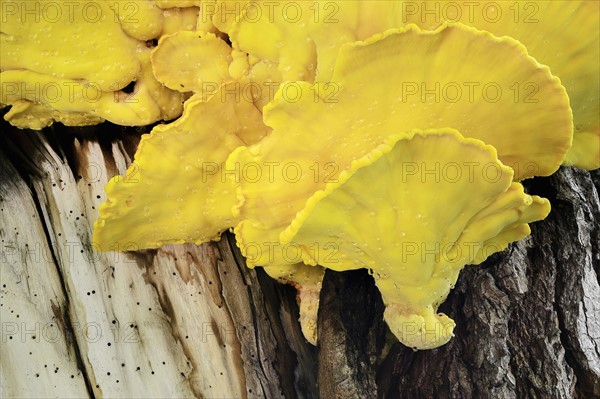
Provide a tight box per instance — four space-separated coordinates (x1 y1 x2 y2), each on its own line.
1 120 598 398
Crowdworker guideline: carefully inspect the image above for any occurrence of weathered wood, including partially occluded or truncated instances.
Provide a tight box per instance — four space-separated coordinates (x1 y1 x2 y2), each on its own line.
0 124 316 398
0 139 91 398
1 118 598 398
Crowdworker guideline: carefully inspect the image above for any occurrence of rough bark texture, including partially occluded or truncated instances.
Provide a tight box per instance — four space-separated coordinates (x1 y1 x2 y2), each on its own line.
374 168 600 399
1 119 598 398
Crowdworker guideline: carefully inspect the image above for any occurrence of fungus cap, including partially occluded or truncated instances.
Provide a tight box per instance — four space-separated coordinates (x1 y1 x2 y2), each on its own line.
281 129 551 349
93 83 269 251
231 23 571 268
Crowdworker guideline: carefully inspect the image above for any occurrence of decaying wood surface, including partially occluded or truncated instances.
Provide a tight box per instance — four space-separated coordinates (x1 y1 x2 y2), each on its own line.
0 119 598 398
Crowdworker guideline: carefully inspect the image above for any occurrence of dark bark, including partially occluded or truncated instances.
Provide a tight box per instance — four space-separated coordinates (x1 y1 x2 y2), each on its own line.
317 270 386 399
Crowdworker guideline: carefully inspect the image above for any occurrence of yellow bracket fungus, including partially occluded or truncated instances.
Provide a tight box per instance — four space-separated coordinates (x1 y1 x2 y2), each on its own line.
154 0 201 9
217 22 571 346
231 23 571 272
263 264 325 345
281 129 551 349
228 1 318 82
224 1 409 84
152 31 232 93
1 49 183 126
225 1 597 168
93 83 269 251
401 0 599 169
0 0 199 129
2 0 585 349
161 6 201 36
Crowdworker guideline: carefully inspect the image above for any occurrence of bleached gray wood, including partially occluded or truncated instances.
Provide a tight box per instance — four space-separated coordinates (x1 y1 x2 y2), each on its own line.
0 148 90 399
